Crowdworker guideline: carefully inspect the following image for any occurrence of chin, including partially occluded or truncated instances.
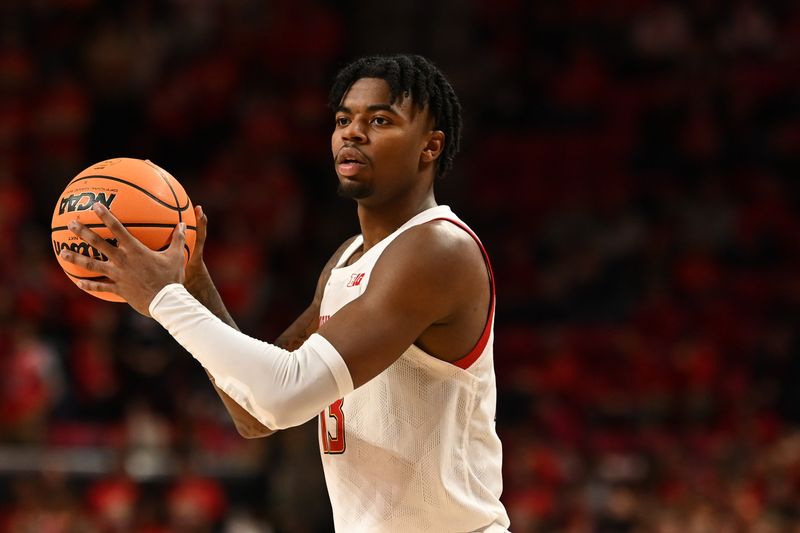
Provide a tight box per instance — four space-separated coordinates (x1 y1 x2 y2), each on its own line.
337 181 373 200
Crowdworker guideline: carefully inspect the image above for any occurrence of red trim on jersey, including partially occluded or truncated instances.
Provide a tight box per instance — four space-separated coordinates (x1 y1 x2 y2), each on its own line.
429 218 495 370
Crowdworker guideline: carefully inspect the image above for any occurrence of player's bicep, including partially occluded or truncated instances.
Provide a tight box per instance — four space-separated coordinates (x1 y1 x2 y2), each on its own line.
317 231 460 388
315 296 425 388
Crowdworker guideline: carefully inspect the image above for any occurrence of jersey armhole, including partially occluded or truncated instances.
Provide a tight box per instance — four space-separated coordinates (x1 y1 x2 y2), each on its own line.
334 235 365 268
429 218 496 370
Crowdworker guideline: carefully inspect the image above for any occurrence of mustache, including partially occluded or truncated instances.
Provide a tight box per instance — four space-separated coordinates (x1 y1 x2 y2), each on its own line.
334 144 368 164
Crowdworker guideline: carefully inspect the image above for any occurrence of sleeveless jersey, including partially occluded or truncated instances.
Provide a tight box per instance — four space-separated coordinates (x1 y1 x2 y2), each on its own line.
317 205 510 532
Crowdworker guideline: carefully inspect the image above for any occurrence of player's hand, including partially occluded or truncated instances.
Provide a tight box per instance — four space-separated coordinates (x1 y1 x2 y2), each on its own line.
59 202 186 316
184 205 208 286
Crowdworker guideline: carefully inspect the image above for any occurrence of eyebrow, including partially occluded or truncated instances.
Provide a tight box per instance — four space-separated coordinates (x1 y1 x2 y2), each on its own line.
335 103 399 114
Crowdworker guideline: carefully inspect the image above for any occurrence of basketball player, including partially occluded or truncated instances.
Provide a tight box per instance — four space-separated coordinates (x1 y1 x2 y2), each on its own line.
60 54 511 532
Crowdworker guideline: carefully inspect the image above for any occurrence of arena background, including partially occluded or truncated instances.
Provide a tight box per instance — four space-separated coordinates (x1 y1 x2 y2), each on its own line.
1 1 800 531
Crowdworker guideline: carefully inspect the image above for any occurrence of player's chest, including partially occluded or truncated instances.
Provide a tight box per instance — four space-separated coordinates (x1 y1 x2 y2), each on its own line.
319 268 372 318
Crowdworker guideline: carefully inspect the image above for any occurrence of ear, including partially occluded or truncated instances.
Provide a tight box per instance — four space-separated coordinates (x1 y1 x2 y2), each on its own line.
421 130 445 163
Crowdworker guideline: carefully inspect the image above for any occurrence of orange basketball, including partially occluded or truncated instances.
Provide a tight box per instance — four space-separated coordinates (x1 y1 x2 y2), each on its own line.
51 158 197 302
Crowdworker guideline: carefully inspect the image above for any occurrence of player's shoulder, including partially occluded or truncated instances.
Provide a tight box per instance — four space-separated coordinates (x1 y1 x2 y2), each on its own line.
366 219 487 307
395 218 480 258
379 218 484 278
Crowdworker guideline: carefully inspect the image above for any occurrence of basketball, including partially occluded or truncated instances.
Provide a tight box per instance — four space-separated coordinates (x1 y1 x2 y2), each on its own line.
51 158 197 302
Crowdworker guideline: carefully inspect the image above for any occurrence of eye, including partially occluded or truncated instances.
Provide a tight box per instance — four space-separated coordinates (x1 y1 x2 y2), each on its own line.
371 116 390 126
335 116 350 127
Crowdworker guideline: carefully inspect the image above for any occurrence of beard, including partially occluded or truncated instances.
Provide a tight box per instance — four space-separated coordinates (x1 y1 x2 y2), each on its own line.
336 180 373 199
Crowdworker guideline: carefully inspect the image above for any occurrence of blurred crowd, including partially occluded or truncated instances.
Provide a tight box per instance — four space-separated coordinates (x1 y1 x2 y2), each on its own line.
1 0 799 532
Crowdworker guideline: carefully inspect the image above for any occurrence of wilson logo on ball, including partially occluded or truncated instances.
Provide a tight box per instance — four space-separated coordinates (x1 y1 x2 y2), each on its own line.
58 192 117 215
52 238 118 261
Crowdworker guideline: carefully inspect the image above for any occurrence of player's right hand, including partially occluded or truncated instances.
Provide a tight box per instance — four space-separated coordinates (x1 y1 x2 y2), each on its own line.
60 202 186 317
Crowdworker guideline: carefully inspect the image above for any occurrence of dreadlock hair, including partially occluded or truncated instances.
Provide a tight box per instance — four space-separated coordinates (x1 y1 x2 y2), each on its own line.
329 54 463 179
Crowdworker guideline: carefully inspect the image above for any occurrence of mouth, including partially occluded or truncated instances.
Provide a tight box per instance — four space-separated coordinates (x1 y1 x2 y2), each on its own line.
335 147 368 176
335 147 367 164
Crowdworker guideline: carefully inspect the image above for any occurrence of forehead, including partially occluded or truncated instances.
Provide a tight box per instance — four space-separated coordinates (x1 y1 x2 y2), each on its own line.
340 77 418 115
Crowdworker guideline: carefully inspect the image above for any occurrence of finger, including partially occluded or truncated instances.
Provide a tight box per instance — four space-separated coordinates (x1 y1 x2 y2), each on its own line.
59 248 112 276
194 205 208 249
169 222 187 253
74 278 118 295
92 202 138 248
67 220 118 257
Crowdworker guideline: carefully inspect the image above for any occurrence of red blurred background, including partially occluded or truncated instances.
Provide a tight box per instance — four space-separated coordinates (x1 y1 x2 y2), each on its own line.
1 1 799 531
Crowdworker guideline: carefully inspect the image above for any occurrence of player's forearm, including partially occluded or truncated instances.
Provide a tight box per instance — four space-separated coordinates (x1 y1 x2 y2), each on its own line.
204 369 276 438
183 262 238 330
183 264 261 432
149 283 353 430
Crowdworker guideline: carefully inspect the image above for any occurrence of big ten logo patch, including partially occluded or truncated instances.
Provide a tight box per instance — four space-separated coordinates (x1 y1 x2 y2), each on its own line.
347 273 365 287
59 191 117 215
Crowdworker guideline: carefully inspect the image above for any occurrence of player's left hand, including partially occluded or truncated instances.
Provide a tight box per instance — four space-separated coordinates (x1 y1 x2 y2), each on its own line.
59 202 186 316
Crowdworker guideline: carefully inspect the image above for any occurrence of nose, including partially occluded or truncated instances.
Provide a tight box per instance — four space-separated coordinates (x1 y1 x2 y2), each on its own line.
341 119 367 143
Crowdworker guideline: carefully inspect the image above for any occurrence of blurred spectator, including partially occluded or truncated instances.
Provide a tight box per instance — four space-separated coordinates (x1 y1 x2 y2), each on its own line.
85 463 140 532
0 321 64 443
167 452 227 533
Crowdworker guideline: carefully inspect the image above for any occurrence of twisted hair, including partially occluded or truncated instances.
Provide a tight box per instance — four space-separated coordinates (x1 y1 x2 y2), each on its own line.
329 54 463 178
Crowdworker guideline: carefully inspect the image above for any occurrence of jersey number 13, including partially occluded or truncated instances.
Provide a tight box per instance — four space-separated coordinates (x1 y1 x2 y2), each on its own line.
320 398 346 454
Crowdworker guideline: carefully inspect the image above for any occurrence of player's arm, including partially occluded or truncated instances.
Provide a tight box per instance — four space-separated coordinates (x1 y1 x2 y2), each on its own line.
203 229 357 436
180 207 276 438
207 235 356 437
60 207 481 431
317 222 484 388
185 209 355 437
146 232 367 430
145 222 481 430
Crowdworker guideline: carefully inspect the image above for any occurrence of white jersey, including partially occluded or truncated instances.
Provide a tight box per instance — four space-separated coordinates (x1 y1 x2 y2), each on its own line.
317 205 510 532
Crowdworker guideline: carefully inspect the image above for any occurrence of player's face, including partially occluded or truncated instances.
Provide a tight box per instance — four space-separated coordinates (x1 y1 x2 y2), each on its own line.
332 77 435 202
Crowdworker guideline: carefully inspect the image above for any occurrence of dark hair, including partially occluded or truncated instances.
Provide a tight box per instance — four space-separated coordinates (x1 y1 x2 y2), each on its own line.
329 54 463 178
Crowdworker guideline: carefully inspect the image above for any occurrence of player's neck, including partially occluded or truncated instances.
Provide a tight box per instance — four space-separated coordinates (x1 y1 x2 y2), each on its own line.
356 194 437 251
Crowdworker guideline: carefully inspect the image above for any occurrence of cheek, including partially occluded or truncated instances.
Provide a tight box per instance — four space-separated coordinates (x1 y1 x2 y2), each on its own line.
382 137 421 164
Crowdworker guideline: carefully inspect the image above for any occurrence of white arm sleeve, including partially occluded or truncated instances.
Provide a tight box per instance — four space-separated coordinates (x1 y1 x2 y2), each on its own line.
148 283 354 430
